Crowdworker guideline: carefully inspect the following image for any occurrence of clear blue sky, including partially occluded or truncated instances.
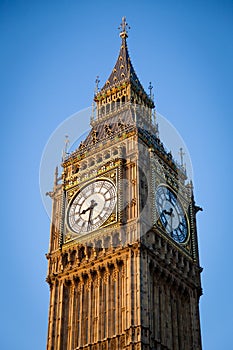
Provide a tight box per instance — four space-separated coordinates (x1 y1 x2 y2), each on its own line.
1 0 233 349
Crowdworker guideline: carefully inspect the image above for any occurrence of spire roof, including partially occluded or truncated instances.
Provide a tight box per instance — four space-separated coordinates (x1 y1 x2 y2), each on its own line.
95 17 154 108
100 34 145 93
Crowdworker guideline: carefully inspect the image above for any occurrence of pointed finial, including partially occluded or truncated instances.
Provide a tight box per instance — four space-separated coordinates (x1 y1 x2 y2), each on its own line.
62 135 70 161
53 166 58 186
91 101 95 123
148 82 153 99
95 75 100 94
188 180 194 191
119 16 130 38
179 147 185 167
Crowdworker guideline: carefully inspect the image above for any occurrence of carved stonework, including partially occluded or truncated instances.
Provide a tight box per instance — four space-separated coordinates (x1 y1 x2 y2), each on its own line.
110 338 116 350
46 18 202 350
120 334 125 348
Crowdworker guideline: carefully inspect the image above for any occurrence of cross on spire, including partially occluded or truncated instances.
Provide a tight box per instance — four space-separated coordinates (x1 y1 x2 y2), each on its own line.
119 16 130 38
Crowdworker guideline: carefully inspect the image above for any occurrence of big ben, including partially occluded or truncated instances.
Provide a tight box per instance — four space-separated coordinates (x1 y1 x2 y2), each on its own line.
46 17 202 350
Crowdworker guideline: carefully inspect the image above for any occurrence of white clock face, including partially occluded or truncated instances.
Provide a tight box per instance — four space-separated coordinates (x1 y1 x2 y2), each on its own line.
155 185 188 243
67 179 116 234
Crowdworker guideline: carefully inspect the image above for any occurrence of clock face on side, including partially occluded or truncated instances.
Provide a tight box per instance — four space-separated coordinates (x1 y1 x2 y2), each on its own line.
155 185 188 244
67 179 117 234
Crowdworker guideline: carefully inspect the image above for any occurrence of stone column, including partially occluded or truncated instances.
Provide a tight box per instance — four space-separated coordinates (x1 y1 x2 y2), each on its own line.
104 267 110 338
171 290 179 350
114 265 119 336
56 281 64 350
87 275 93 344
78 277 84 347
46 281 55 350
67 281 75 350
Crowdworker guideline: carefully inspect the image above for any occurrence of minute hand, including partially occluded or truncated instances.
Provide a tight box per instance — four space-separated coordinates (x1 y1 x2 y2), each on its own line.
87 207 93 230
87 201 98 230
81 207 91 215
163 208 173 216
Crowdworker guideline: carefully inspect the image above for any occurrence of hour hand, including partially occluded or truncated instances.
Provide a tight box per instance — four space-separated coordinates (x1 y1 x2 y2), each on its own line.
88 209 93 227
81 207 90 215
81 200 98 215
163 208 173 216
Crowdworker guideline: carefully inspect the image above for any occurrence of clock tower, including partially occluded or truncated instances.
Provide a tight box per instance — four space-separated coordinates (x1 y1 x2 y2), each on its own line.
46 18 202 350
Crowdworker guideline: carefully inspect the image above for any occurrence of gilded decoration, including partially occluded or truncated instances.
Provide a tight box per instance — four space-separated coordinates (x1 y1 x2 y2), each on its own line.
46 17 202 350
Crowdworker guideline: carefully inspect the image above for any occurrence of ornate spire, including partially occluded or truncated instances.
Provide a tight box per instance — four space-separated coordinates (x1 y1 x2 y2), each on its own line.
97 19 153 101
148 82 153 99
179 147 185 167
119 16 130 39
62 135 70 161
95 76 100 94
93 17 155 121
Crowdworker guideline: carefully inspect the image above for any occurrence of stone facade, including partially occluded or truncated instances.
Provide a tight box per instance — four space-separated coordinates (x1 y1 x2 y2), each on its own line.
46 18 202 350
